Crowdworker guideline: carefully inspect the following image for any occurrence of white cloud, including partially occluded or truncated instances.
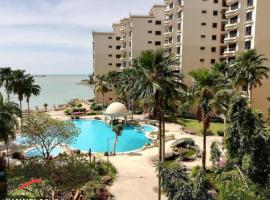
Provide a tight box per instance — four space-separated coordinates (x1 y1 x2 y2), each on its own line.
0 0 163 74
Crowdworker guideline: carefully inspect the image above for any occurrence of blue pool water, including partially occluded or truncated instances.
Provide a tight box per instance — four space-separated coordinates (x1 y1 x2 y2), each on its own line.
71 120 154 153
26 147 63 157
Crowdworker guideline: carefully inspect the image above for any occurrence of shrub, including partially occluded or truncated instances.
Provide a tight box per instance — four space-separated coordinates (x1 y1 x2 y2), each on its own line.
86 112 96 116
91 103 103 111
64 108 71 115
210 142 221 167
12 152 23 160
217 130 224 136
76 103 82 108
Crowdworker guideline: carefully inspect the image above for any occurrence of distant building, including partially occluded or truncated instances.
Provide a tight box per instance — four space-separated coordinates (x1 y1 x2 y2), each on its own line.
223 0 270 116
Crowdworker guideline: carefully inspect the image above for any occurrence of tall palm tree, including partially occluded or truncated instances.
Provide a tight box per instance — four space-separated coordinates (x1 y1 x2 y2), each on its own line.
0 67 14 101
112 124 123 155
189 68 224 171
130 49 186 200
11 70 30 111
94 75 109 110
0 93 21 167
229 49 269 105
24 76 41 112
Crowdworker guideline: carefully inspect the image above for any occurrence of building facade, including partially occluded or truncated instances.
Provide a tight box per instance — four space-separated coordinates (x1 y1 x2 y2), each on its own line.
163 0 227 84
93 5 165 104
224 0 270 115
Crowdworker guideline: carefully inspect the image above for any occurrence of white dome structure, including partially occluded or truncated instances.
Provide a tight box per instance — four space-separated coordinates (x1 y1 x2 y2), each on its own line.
104 102 130 126
105 102 128 115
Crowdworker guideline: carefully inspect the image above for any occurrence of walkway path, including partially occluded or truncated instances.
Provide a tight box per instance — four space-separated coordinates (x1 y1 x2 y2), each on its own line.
108 123 223 200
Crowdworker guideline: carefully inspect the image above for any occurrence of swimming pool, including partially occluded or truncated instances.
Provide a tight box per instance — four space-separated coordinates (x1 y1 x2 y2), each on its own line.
26 147 63 157
71 120 154 153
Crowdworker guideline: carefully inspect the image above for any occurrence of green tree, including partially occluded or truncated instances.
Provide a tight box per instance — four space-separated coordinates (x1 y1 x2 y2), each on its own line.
210 141 221 167
229 49 269 105
112 124 123 155
21 113 79 159
0 93 21 167
0 67 14 101
189 68 224 171
11 69 30 111
7 154 115 199
130 49 186 200
94 75 109 110
24 76 41 112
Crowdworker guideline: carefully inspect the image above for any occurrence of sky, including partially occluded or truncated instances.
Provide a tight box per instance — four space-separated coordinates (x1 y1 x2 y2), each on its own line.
0 0 163 75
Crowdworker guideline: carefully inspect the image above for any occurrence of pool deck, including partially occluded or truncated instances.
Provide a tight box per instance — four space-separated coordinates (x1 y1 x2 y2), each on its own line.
0 109 222 200
47 110 222 200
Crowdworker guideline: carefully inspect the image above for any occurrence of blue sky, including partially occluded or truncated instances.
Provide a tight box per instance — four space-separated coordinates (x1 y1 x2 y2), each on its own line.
0 0 163 75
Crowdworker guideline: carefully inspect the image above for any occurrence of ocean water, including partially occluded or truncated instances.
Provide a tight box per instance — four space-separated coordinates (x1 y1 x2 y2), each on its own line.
0 75 94 110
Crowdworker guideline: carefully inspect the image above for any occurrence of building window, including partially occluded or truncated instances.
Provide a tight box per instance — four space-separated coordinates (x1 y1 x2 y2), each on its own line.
109 63 112 66
108 36 112 39
200 59 205 63
116 63 121 67
177 35 181 42
148 41 152 44
214 0 218 3
247 0 253 7
155 20 162 25
200 47 205 50
148 20 153 23
245 41 251 49
212 23 217 28
201 22 207 26
109 98 113 100
246 26 252 35
148 31 152 34
178 23 181 30
213 10 218 16
155 41 161 46
177 47 181 54
211 59 216 64
202 10 207 14
108 54 112 57
155 31 161 35
212 35 217 40
116 46 121 50
246 12 252 21
211 47 217 52
116 55 121 58
201 35 206 38
108 45 112 48
116 37 121 41
178 11 182 18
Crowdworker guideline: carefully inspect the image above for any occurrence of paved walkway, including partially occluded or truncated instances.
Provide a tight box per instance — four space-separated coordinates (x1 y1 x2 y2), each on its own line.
108 127 223 200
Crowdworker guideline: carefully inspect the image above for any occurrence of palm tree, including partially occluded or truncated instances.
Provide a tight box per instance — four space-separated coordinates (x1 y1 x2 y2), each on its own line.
0 93 21 167
11 70 30 111
24 76 41 112
44 103 48 112
130 49 186 200
229 49 269 105
94 75 109 110
189 68 224 171
112 124 123 155
0 67 14 101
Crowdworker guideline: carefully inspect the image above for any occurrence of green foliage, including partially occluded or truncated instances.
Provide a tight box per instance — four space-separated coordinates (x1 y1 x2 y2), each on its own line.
158 163 193 200
7 154 116 199
210 142 221 167
214 170 256 200
21 113 80 159
91 103 103 111
157 163 213 200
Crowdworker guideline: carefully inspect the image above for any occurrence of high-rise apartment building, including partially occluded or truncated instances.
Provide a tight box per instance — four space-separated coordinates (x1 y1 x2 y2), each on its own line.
224 0 270 115
163 0 227 84
93 5 165 104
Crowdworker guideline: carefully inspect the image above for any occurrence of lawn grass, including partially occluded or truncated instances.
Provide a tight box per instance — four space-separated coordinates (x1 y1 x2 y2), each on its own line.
178 118 225 136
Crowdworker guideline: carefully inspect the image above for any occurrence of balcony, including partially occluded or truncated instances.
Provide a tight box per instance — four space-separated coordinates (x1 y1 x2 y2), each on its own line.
225 8 239 18
224 33 237 44
224 47 236 56
163 29 173 36
164 18 172 25
226 0 238 5
164 41 173 47
164 6 173 15
225 21 238 31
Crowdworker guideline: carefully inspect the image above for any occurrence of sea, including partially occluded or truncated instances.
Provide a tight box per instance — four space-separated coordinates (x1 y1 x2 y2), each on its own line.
0 75 95 110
